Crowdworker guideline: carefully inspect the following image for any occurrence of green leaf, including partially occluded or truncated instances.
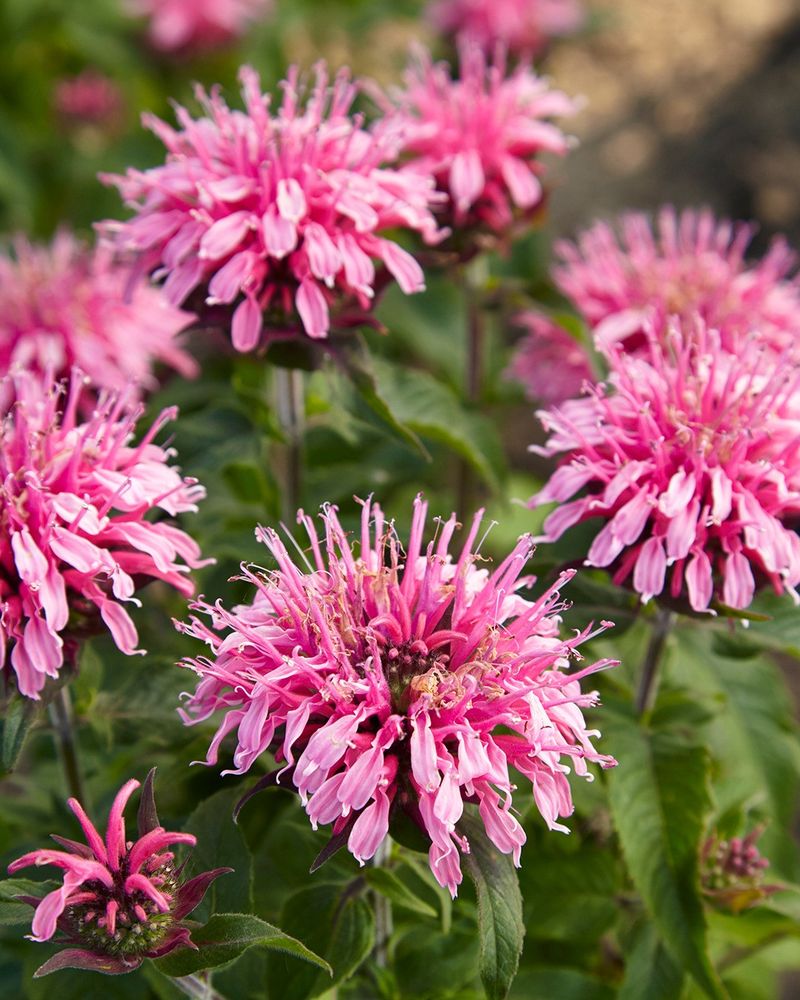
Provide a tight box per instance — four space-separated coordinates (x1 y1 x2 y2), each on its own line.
182 787 253 918
152 913 330 978
459 808 525 1000
0 693 39 773
509 967 614 1000
605 710 725 999
619 921 685 1000
370 358 506 491
267 882 375 1000
364 867 438 919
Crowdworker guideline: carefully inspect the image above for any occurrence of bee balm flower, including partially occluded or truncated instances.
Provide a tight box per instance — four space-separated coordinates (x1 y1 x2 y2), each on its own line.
127 0 274 54
0 233 196 409
428 0 585 57
0 369 208 699
554 207 800 355
101 64 443 350
529 320 800 612
387 43 577 244
8 771 230 976
178 497 616 897
506 311 594 404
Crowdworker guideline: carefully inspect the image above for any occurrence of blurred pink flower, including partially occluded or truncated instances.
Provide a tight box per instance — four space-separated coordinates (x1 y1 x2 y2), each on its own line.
387 43 577 241
54 72 125 130
0 233 197 409
429 0 584 56
554 206 800 355
506 311 594 404
0 369 209 700
701 827 779 913
529 320 800 612
8 772 229 976
101 65 443 350
178 496 616 897
127 0 273 54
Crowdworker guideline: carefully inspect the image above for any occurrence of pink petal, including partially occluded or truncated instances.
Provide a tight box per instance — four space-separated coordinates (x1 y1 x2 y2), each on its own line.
261 207 297 259
686 551 713 611
347 789 391 865
296 279 330 338
449 149 485 213
303 222 341 283
199 211 253 261
232 296 263 352
99 601 144 656
723 552 755 609
633 537 667 603
501 155 542 209
380 241 425 295
276 178 307 224
105 779 140 871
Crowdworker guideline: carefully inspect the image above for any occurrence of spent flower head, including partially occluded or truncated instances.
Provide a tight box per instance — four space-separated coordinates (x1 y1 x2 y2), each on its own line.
428 0 585 57
0 368 208 699
701 827 779 913
8 770 230 976
178 496 616 897
101 64 444 351
554 206 800 356
127 0 274 54
529 319 800 612
385 42 577 249
0 232 196 409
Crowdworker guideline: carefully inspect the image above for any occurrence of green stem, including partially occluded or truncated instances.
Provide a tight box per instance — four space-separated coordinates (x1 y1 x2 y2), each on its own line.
635 607 675 716
456 258 487 517
172 973 226 1000
274 366 305 522
48 686 86 804
371 837 393 969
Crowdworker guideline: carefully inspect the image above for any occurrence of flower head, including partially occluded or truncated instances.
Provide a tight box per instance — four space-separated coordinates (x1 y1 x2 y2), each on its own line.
701 827 779 913
101 64 443 350
178 497 615 897
506 311 594 404
428 0 585 57
554 206 800 355
8 771 230 976
127 0 274 54
386 43 577 242
0 232 196 409
0 369 208 699
529 319 800 612
54 72 125 131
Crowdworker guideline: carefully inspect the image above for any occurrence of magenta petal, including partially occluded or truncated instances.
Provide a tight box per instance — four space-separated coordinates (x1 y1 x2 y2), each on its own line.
231 296 263 352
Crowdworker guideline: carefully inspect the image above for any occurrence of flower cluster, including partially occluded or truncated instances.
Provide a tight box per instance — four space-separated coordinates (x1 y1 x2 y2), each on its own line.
8 772 229 976
388 43 577 242
701 828 778 913
0 369 208 699
554 206 800 355
506 311 594 404
0 232 196 409
54 72 125 132
178 497 616 896
101 64 443 350
529 320 800 612
428 0 584 57
127 0 274 54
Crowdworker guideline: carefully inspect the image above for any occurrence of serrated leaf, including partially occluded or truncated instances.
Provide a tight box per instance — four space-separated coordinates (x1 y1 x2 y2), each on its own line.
0 693 40 773
459 809 524 1000
619 921 685 1000
153 913 330 978
364 867 438 919
605 710 725 999
267 882 375 1000
182 787 253 917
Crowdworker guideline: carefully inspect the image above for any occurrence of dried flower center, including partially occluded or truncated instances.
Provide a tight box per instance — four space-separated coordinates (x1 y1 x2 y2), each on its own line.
384 640 451 713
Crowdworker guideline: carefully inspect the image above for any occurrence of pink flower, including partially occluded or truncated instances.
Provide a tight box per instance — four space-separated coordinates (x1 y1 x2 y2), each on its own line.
506 311 594 404
0 232 196 409
529 319 800 612
100 65 443 350
178 496 616 897
701 827 780 913
8 771 230 976
386 43 577 241
0 369 209 700
127 0 273 54
53 72 125 130
429 0 585 57
554 206 800 356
